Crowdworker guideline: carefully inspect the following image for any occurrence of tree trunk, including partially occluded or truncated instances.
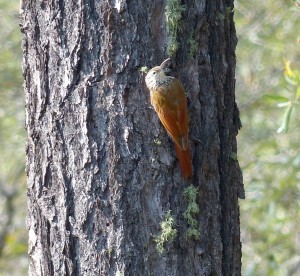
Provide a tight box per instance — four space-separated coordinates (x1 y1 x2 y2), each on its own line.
20 0 243 275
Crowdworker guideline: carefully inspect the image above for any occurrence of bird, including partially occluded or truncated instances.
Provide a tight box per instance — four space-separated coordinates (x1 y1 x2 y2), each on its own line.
145 58 192 179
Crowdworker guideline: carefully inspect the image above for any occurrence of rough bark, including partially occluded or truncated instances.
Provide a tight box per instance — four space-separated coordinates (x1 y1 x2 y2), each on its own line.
20 0 243 275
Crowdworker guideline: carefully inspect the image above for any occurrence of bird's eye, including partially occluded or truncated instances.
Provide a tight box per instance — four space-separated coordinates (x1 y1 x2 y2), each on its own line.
152 71 156 75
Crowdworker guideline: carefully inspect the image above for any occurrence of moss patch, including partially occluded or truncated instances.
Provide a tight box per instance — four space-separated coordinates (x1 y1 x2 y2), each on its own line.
165 0 186 56
154 211 177 254
183 185 200 240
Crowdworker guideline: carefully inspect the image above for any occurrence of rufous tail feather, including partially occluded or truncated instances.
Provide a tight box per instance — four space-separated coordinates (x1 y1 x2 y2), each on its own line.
175 144 192 179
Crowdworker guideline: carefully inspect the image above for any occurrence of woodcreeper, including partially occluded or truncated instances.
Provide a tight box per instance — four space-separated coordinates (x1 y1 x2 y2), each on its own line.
145 59 192 179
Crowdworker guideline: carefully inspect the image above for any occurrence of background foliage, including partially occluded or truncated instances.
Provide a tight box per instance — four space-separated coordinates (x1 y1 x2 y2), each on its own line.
235 0 300 274
0 0 299 274
0 0 27 274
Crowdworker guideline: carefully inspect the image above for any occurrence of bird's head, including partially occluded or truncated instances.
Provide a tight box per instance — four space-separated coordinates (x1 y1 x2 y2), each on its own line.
145 58 171 90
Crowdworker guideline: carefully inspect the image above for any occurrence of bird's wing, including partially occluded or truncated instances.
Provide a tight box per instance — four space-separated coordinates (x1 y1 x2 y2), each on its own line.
152 79 189 150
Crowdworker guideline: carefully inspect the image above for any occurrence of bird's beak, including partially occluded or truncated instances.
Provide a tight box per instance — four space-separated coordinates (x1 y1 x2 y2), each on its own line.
160 58 171 69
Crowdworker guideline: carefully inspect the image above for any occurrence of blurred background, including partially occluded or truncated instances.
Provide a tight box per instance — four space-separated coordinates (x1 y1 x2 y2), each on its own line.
0 0 299 274
0 0 27 274
236 0 300 274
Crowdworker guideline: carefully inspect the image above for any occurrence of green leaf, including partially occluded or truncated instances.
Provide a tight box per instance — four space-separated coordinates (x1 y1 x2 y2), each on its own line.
296 85 300 101
264 94 289 102
277 104 293 133
284 75 298 86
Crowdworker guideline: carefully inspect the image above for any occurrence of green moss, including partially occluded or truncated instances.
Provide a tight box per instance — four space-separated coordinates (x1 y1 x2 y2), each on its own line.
188 33 197 58
167 36 180 56
104 247 115 259
230 152 238 161
165 0 186 56
153 138 162 145
217 12 225 21
183 185 200 240
140 66 149 74
186 228 201 240
217 7 234 22
225 7 234 19
154 211 177 254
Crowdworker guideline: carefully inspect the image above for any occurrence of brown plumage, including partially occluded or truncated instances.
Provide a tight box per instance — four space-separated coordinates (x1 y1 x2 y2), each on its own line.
145 59 192 179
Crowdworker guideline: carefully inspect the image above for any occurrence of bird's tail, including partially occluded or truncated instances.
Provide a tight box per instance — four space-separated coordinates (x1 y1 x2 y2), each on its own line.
175 144 192 179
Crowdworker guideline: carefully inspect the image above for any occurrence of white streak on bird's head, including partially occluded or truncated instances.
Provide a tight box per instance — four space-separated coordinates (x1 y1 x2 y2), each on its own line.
145 58 171 90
